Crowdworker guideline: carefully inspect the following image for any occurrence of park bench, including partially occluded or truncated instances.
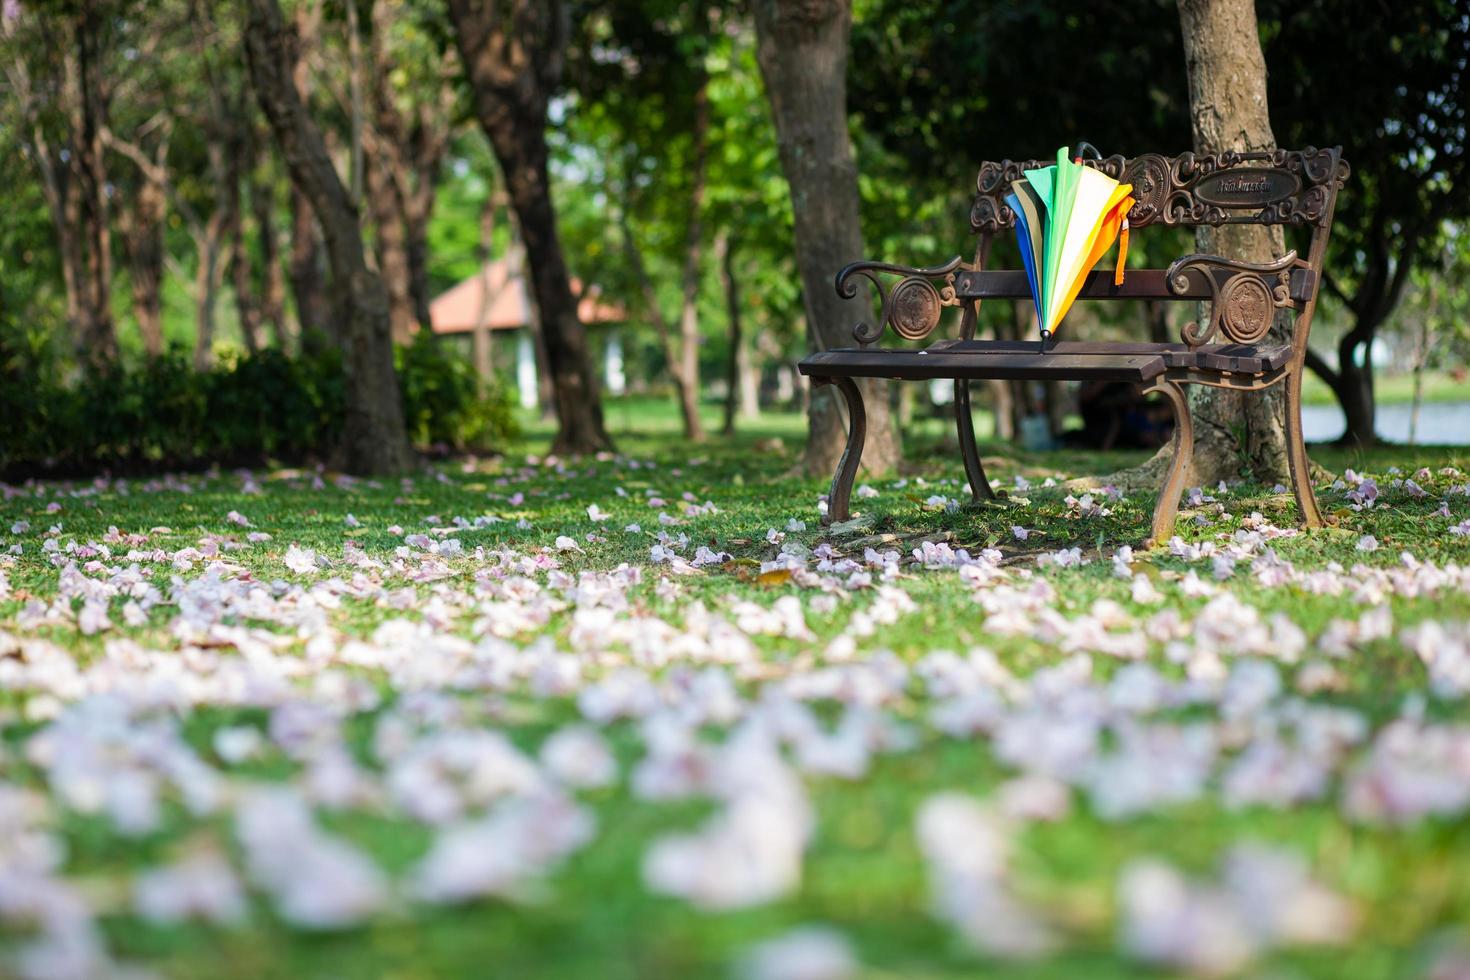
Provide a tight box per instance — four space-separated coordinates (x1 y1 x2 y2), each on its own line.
799 147 1350 545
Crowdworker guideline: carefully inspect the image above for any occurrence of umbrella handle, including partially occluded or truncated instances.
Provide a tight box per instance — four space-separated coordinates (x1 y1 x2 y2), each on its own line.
1075 140 1104 161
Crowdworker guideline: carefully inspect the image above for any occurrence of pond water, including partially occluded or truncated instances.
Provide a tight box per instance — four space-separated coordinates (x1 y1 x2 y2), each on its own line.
1301 402 1470 445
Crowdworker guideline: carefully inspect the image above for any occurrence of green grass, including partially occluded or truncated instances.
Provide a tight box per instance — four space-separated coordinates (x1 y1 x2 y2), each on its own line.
2 400 1470 979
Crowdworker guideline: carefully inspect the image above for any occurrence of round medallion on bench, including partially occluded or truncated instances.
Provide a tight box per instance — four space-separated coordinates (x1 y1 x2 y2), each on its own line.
1220 273 1274 343
1124 153 1170 226
888 276 943 340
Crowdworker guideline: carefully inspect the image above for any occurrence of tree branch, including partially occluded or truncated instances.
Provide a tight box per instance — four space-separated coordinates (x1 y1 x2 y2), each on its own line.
101 125 207 235
1302 344 1342 392
1320 269 1350 307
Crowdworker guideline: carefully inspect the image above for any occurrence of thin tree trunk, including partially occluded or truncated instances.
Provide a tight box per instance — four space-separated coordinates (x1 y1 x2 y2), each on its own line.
1144 299 1171 344
253 164 291 349
619 204 702 441
670 78 712 442
1399 334 1422 446
752 0 901 478
232 206 264 354
1334 334 1378 446
718 231 744 436
990 376 1016 442
367 0 451 333
738 342 760 419
1408 287 1433 447
290 195 333 344
192 211 233 371
2 25 89 358
365 141 417 343
447 0 611 454
70 10 118 368
231 118 265 355
995 301 1032 442
245 0 414 473
120 176 166 357
896 382 914 427
471 187 505 385
405 185 436 329
346 0 364 205
286 0 332 348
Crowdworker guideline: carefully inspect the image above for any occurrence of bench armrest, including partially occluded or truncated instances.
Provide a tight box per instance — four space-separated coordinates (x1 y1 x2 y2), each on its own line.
836 256 964 345
1166 250 1303 347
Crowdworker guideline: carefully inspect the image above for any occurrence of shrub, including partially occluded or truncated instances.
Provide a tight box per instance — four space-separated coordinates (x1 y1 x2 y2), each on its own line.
0 338 516 477
396 332 518 452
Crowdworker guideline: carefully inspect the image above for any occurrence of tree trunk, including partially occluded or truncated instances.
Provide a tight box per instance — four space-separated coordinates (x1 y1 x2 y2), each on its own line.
752 0 901 478
192 212 233 371
1176 0 1291 487
995 301 1031 442
618 202 703 441
405 186 436 330
472 189 499 385
367 0 451 333
346 0 365 205
1408 294 1429 445
232 204 264 354
447 0 611 454
285 0 333 348
289 194 333 345
231 122 266 356
245 0 414 473
70 9 118 368
1144 299 1171 344
120 176 166 357
365 145 417 344
718 231 745 436
1086 0 1291 495
253 164 291 349
670 78 712 442
4 22 83 358
1333 330 1378 447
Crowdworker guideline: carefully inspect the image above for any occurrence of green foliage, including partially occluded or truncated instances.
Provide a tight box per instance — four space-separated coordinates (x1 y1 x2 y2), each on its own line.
0 339 515 476
395 332 518 451
559 2 805 371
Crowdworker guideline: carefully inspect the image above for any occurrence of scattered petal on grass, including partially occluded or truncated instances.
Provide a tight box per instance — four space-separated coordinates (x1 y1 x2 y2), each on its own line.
737 927 858 980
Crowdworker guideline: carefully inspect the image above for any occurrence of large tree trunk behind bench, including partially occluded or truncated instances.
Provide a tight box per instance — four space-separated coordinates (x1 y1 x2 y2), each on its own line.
1082 0 1293 495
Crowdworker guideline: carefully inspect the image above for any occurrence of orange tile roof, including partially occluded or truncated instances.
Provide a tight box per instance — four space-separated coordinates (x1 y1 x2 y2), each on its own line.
428 259 624 334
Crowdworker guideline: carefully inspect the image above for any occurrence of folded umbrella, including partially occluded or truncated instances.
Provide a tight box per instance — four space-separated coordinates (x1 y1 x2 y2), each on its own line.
1009 146 1135 340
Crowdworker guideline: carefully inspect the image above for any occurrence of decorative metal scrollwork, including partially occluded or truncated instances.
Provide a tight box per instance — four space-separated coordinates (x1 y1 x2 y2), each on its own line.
1166 251 1300 347
969 147 1346 233
837 257 962 345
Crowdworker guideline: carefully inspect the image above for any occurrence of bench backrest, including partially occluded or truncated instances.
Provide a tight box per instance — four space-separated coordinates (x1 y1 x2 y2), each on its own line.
969 147 1348 236
954 147 1349 351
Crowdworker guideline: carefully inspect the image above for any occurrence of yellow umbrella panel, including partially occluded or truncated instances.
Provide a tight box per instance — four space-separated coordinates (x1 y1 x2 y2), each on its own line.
1043 157 1134 335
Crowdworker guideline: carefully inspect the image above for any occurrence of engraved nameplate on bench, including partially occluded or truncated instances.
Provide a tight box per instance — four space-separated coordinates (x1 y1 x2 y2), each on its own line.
1193 168 1301 208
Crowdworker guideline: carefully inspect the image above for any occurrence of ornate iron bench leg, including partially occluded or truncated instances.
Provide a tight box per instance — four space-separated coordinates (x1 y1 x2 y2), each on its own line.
813 376 866 525
1143 378 1193 548
1283 369 1323 528
954 380 995 503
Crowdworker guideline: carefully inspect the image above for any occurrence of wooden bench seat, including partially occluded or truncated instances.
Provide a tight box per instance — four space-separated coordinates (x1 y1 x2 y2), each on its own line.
800 147 1349 545
802 340 1293 382
800 347 1171 383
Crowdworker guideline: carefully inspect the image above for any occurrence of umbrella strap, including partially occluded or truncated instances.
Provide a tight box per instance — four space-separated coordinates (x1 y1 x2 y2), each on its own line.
1115 219 1130 287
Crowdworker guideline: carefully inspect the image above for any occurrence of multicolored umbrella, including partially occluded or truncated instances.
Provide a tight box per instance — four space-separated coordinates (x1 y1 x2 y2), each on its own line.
1006 147 1135 339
